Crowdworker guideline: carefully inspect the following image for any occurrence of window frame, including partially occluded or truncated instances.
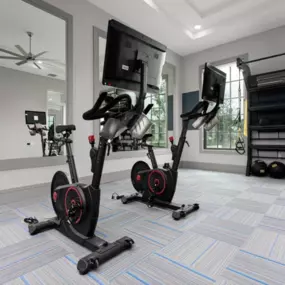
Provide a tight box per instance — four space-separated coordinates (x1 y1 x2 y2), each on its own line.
147 74 168 148
199 54 248 154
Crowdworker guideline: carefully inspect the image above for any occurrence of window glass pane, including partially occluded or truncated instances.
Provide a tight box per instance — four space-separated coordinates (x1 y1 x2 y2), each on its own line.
219 99 233 118
218 116 232 133
231 81 245 98
217 64 231 81
206 131 217 148
231 63 244 81
218 132 231 149
224 82 231 99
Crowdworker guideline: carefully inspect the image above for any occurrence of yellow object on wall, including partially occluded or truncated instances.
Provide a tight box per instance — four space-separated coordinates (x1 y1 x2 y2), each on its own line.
244 99 248 137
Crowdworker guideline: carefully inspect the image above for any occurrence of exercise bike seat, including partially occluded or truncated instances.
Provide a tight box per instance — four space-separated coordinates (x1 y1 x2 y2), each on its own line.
56 124 76 134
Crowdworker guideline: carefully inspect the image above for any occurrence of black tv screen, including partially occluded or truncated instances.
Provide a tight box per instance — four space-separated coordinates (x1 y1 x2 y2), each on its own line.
102 20 167 94
202 63 226 104
25 110 46 125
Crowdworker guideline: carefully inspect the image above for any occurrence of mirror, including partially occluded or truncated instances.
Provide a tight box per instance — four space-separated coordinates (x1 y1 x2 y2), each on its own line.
0 0 66 160
98 36 175 151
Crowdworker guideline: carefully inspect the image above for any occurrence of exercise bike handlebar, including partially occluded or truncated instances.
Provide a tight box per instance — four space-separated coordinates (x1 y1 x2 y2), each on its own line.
27 124 48 131
180 98 220 121
83 92 132 121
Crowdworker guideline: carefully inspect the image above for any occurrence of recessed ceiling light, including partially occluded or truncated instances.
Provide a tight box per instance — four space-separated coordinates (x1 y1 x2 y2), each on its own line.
194 25 202 30
143 0 159 11
48 98 52 101
38 60 43 64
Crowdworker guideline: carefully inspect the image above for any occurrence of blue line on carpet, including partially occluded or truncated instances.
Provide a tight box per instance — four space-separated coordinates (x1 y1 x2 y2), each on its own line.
65 255 76 265
20 276 30 285
261 224 285 233
133 267 165 285
15 208 27 217
127 271 150 285
191 240 217 266
109 251 156 282
40 202 53 210
101 205 113 210
0 246 56 270
226 267 269 285
119 215 141 227
154 253 216 282
33 272 45 285
269 234 279 257
125 229 164 247
146 220 183 233
89 273 106 285
95 230 108 238
240 249 285 266
65 256 105 285
99 211 124 222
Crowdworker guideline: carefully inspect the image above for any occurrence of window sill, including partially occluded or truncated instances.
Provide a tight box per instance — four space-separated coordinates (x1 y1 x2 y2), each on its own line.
200 149 245 156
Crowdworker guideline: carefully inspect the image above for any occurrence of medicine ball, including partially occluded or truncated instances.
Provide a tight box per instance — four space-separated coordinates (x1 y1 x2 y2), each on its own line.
268 161 285 179
251 160 267 177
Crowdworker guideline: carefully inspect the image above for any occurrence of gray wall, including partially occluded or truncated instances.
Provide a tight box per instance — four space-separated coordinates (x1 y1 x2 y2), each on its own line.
180 25 285 167
0 0 184 191
0 66 65 159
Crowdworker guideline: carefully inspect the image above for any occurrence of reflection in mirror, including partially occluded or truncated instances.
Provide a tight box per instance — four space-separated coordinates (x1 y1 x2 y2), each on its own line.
0 0 66 159
98 37 175 152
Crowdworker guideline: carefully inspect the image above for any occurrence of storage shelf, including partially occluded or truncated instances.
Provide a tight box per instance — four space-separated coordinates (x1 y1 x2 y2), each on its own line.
250 144 285 151
251 138 285 141
249 125 285 132
249 83 285 92
249 103 285 112
252 156 285 160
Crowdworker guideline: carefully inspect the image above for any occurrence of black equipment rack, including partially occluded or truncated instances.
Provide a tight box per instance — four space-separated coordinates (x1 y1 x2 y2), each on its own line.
237 53 285 176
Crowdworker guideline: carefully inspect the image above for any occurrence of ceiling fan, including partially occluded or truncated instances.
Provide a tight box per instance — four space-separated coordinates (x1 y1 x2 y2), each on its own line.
0 31 48 70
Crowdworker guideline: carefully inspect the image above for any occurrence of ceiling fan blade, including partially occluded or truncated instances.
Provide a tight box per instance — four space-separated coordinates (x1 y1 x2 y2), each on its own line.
0 56 21 60
34 62 41 69
0 48 24 58
15 45 28 56
16 60 28 66
34 51 47 58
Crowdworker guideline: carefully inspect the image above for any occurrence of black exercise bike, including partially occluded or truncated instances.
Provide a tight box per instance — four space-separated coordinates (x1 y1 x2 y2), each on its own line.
112 63 226 220
24 91 146 275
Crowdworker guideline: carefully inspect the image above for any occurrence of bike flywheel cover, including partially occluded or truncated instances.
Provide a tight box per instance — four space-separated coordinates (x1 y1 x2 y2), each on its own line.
51 171 70 216
148 169 166 196
131 161 150 192
64 186 86 224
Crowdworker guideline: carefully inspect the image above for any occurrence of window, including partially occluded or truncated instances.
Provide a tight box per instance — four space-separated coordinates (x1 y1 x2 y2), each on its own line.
48 115 55 128
203 61 245 150
145 76 168 148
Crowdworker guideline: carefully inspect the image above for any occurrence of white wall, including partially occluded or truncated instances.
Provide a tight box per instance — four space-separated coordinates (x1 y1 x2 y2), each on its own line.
0 66 65 159
0 0 183 190
181 26 285 166
165 50 183 141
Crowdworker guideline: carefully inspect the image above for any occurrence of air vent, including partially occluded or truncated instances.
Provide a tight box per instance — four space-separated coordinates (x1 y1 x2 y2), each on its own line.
48 73 57 78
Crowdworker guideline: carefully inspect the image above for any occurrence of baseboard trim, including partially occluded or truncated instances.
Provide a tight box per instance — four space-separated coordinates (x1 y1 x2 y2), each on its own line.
0 169 130 194
0 156 66 171
180 161 245 175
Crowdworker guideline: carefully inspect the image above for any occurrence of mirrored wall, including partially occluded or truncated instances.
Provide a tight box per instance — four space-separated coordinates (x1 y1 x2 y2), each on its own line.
98 36 175 152
0 0 67 160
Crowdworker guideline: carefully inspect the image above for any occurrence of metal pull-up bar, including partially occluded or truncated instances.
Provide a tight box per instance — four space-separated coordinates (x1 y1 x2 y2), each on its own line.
238 52 285 66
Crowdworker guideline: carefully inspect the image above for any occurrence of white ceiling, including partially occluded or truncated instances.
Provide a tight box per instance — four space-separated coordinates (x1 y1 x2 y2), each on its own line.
0 0 66 80
88 0 285 56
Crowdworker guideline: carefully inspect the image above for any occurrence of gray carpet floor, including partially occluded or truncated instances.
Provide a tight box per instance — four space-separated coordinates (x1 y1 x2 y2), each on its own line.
0 169 285 284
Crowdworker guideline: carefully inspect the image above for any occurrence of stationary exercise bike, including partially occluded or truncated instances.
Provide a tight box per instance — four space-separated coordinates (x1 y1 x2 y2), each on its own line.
25 94 138 274
113 63 226 220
